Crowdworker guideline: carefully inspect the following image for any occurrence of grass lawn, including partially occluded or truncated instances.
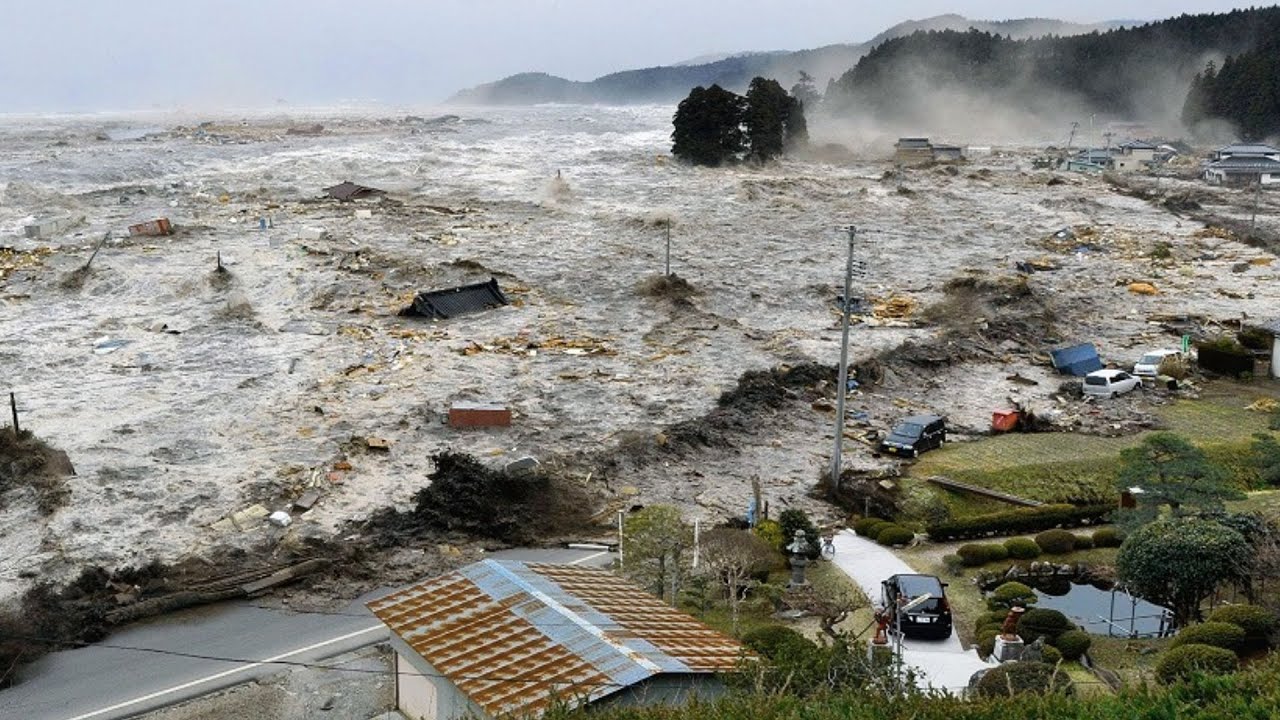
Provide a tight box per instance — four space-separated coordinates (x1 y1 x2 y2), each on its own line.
907 382 1279 510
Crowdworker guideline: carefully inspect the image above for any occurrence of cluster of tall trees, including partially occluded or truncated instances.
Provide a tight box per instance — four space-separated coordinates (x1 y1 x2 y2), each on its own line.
671 77 807 166
1182 37 1280 141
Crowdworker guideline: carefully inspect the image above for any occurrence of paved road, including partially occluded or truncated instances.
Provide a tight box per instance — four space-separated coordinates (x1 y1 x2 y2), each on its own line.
831 530 993 693
0 547 613 720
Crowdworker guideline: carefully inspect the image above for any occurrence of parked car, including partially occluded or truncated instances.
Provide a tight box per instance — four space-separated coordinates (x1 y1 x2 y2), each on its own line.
1133 349 1184 377
882 574 953 639
1083 369 1141 398
879 415 946 457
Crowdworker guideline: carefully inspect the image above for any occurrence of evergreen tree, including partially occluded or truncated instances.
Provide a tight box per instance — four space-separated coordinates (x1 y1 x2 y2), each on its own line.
790 70 821 110
784 97 808 149
744 77 790 163
670 84 746 166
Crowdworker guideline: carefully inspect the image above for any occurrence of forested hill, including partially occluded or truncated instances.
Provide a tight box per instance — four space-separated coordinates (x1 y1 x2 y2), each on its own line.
447 15 1128 105
824 6 1280 135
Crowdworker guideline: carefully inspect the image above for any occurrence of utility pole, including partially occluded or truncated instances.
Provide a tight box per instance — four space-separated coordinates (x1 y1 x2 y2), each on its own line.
8 392 18 436
830 226 857 497
1103 131 1115 150
1251 177 1263 235
1065 121 1078 154
664 220 671 276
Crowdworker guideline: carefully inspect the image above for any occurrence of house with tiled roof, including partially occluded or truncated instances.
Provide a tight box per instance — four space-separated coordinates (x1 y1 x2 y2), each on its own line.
367 560 747 720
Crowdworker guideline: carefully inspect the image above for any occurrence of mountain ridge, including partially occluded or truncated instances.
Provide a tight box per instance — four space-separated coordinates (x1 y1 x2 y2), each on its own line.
448 14 1132 105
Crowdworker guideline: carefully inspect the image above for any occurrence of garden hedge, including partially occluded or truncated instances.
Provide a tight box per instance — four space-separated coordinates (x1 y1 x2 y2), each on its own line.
958 543 1010 567
1172 622 1247 654
926 504 1112 541
1155 644 1238 684
854 517 889 537
876 525 915 547
1091 527 1125 547
1034 529 1077 555
1052 630 1092 661
1018 608 1072 642
1005 537 1042 559
1207 605 1277 649
1071 533 1094 550
975 661 1074 697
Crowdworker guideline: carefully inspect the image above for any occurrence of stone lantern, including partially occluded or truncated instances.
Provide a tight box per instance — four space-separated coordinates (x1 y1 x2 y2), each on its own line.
786 530 810 588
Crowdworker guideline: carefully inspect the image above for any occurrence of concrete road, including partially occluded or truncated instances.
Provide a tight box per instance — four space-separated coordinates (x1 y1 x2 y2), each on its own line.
831 530 993 693
0 547 613 720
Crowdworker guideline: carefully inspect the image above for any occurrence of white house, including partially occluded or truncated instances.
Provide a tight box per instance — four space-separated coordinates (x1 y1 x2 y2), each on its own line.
1204 156 1280 186
367 560 747 720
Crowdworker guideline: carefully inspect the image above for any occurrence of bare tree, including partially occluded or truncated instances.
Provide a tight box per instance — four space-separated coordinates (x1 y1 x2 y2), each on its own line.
700 528 778 634
782 567 866 640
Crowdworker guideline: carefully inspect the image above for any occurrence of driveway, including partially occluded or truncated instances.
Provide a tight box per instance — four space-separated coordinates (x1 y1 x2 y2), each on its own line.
831 530 994 693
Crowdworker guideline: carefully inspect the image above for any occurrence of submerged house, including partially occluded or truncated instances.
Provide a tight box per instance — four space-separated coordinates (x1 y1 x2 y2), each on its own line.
893 138 966 164
1204 156 1280 186
1113 141 1156 172
368 560 747 720
1065 148 1113 173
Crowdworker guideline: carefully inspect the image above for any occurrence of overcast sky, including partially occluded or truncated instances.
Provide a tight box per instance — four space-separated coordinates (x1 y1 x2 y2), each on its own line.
0 1 1253 112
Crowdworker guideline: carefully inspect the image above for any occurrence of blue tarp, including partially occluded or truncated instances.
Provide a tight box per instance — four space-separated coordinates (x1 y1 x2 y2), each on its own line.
1050 343 1103 376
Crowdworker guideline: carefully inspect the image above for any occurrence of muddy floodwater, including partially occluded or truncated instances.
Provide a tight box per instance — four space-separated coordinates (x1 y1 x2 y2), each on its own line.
1 106 1277 602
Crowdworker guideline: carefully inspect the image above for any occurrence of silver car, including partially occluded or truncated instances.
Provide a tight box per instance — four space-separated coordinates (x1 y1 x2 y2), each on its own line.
1083 369 1141 398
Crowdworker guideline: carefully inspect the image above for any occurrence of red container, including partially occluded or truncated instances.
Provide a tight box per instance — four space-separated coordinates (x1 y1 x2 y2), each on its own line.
128 218 173 236
991 410 1021 432
449 402 511 428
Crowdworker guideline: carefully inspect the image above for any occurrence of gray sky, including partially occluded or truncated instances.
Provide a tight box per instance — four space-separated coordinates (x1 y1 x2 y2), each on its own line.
0 1 1252 112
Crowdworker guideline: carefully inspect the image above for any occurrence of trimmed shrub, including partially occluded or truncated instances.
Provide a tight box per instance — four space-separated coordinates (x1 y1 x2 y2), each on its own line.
1005 537 1042 559
958 543 1010 567
1053 630 1092 661
975 661 1074 697
1041 645 1063 665
779 508 821 557
1071 533 1094 550
853 517 888 537
753 519 784 549
977 628 1000 659
741 625 816 660
1018 608 1072 642
988 582 1038 611
926 503 1113 542
875 524 915 547
1207 605 1278 649
1092 527 1125 548
941 554 966 574
1172 622 1247 654
1155 644 1238 684
972 607 1013 630
1035 529 1077 555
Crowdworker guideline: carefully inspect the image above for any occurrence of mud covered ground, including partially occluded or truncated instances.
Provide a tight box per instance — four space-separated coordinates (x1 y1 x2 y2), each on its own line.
1 106 1277 603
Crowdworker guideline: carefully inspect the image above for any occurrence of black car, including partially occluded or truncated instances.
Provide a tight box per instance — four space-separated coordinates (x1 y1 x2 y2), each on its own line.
879 414 946 457
882 573 953 639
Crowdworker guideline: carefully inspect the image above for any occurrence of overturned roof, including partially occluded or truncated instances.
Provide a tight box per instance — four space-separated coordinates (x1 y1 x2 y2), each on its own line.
895 137 931 149
324 181 386 201
403 277 509 319
1253 318 1280 335
1120 140 1156 150
368 560 746 719
1050 343 1104 377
